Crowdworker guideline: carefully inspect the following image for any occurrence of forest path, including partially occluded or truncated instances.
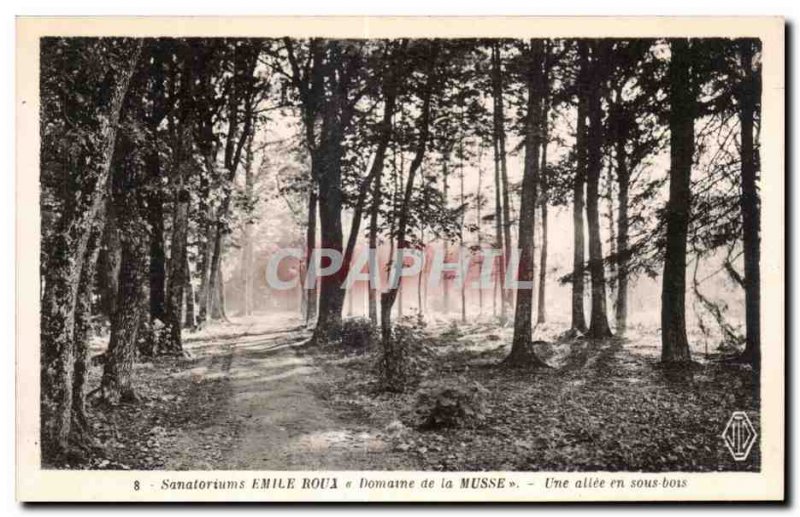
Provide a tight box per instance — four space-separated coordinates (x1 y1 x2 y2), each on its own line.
162 314 411 471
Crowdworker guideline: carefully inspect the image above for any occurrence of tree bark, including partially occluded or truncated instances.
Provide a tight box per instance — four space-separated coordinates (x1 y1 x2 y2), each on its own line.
146 137 167 323
184 253 196 328
506 40 547 367
536 49 551 325
585 41 613 339
71 221 103 440
40 40 141 463
367 180 380 325
241 132 256 316
305 188 318 326
491 42 514 320
614 105 630 336
164 187 189 353
571 41 589 334
661 39 694 364
738 39 761 369
98 222 147 404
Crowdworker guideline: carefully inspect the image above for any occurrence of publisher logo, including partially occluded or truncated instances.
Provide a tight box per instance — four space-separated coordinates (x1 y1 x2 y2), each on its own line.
722 411 757 461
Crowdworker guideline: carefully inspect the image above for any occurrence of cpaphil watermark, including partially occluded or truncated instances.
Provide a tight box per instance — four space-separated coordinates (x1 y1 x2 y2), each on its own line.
265 247 535 291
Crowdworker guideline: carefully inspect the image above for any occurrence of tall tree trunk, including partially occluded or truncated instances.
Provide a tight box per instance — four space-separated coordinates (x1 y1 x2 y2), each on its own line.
241 132 256 317
71 221 103 440
40 41 141 463
368 182 380 326
493 43 514 318
661 39 694 364
738 39 761 369
615 124 630 336
212 264 227 321
98 122 150 403
571 41 589 334
98 205 121 323
305 188 318 326
196 207 215 326
164 186 189 353
459 157 467 324
476 153 484 315
146 142 167 323
585 41 613 339
207 216 226 322
506 40 547 367
606 163 617 307
184 253 195 328
442 157 450 316
490 43 508 322
312 141 348 340
98 222 147 404
537 52 551 325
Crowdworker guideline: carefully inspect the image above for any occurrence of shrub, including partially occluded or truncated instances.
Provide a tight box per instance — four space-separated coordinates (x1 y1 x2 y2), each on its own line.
378 322 434 393
410 378 489 430
337 317 378 354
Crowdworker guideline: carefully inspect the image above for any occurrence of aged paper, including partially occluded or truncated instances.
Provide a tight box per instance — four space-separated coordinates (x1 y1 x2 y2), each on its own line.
17 16 784 502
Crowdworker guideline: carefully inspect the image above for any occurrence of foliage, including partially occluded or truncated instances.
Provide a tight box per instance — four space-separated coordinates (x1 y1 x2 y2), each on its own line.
377 321 435 393
336 317 379 354
409 378 489 430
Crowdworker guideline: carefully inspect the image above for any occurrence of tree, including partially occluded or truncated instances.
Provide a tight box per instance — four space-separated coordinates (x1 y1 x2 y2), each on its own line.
661 38 695 364
536 40 553 324
380 40 440 345
283 38 367 340
505 39 548 367
163 40 196 353
737 38 761 369
585 40 614 339
570 40 589 334
40 38 142 462
490 41 514 322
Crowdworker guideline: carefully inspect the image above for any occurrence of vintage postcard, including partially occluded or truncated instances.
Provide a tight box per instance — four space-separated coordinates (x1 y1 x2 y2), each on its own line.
16 16 784 502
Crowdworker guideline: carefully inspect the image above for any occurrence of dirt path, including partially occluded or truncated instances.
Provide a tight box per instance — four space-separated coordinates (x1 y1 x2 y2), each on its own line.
162 315 413 471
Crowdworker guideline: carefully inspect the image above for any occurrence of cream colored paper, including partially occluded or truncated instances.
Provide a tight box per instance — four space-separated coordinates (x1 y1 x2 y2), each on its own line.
16 16 784 502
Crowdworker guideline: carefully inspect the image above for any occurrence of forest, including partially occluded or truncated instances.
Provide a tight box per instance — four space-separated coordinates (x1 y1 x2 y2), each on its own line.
40 36 761 471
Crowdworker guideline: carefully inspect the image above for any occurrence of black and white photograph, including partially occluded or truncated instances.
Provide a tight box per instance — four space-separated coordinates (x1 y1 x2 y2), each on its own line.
16 16 785 502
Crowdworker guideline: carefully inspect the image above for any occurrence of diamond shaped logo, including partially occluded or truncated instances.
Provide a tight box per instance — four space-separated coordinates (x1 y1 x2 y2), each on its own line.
722 411 757 461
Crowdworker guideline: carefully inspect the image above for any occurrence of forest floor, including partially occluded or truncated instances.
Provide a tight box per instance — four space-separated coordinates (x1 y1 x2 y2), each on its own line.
77 312 759 472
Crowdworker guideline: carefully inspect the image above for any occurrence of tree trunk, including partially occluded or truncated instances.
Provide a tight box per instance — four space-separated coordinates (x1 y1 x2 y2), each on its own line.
571 41 589 334
506 40 547 367
241 132 256 317
738 39 761 369
368 182 380 325
490 43 508 322
345 53 399 325
184 253 195 328
98 205 122 323
164 187 189 353
71 222 103 440
305 188 318 326
196 212 215 326
312 145 347 340
615 126 630 336
661 39 694 364
40 41 141 463
585 41 613 340
491 43 515 319
146 143 167 323
98 222 147 404
212 265 226 321
98 119 150 403
537 53 551 325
